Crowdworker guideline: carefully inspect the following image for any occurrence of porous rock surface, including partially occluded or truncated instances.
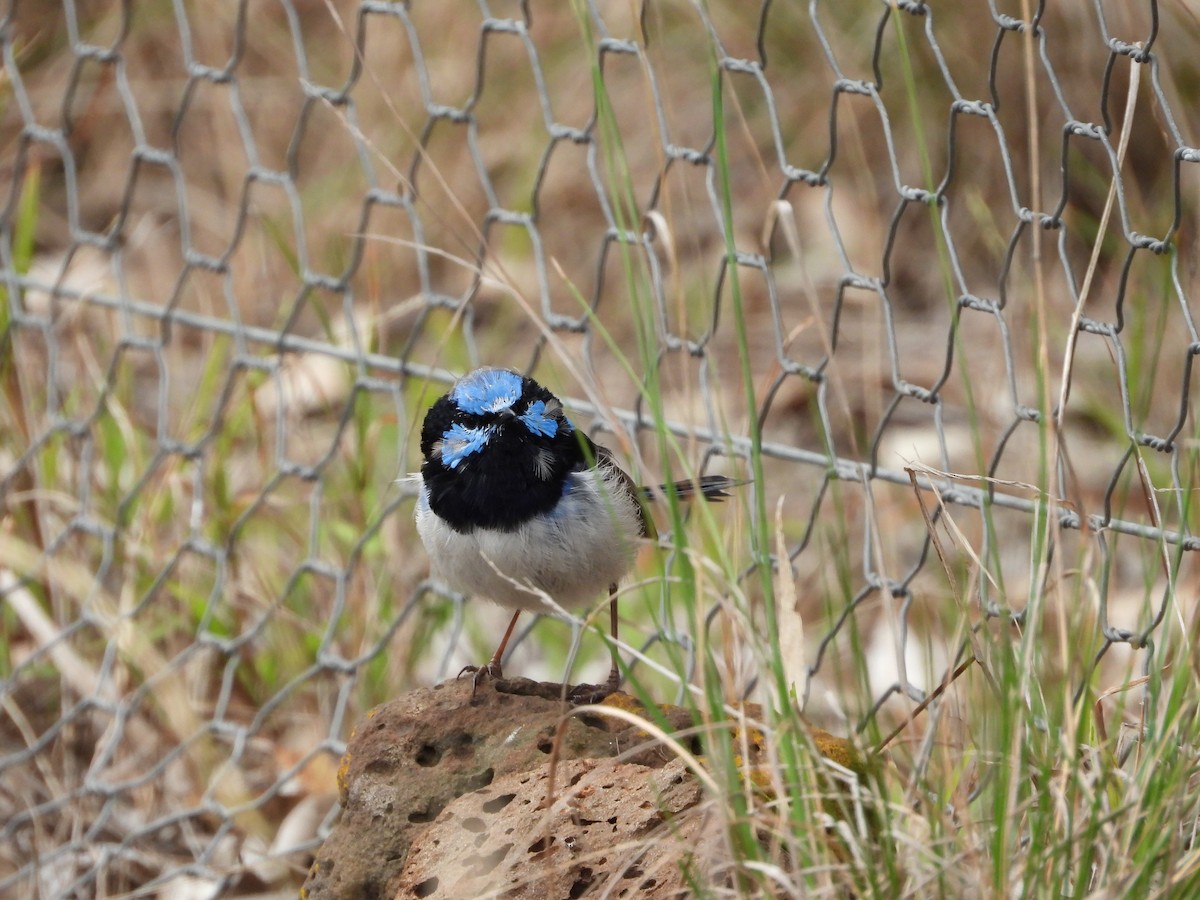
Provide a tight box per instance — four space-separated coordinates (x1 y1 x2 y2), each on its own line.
302 677 705 900
394 756 711 898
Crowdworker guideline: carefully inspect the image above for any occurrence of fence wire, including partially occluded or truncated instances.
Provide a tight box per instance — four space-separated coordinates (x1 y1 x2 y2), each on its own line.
2 0 1198 895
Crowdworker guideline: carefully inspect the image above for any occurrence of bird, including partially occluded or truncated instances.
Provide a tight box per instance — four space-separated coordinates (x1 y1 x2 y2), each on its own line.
414 366 734 701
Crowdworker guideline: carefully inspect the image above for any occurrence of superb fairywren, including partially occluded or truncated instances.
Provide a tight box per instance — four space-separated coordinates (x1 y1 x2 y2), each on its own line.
415 367 733 699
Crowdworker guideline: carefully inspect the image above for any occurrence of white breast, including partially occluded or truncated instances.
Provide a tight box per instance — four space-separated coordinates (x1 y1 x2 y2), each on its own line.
415 467 643 614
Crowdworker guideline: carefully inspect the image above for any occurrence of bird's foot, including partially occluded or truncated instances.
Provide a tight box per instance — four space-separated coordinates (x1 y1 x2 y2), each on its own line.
457 661 503 693
567 667 622 705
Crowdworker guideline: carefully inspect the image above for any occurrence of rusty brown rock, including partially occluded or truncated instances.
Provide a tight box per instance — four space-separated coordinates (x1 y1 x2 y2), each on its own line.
302 678 700 900
392 757 711 900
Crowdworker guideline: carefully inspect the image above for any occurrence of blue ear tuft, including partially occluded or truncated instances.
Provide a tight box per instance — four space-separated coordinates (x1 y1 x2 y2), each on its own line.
519 399 559 437
439 423 495 468
450 368 524 415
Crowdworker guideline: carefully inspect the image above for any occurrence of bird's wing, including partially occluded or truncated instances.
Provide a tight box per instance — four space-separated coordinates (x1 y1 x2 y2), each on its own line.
584 436 656 539
580 433 742 539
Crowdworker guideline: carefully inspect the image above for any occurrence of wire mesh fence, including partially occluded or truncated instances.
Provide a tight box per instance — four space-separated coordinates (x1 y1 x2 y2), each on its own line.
2 0 1198 895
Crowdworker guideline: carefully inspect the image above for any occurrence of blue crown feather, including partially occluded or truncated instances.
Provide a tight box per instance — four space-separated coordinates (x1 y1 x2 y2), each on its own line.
450 368 523 415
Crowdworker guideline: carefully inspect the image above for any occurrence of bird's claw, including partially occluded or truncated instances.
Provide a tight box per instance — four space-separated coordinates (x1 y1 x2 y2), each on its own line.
458 662 503 693
567 668 622 705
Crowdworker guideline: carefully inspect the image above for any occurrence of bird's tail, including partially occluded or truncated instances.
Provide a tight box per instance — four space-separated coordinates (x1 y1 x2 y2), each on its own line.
642 474 741 503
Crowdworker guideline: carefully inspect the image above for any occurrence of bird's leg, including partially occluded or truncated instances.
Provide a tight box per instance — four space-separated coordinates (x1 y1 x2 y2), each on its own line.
568 583 622 704
604 583 622 692
459 609 521 691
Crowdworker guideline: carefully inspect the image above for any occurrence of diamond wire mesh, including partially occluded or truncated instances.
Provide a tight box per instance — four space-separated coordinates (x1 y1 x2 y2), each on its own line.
1 0 1198 894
